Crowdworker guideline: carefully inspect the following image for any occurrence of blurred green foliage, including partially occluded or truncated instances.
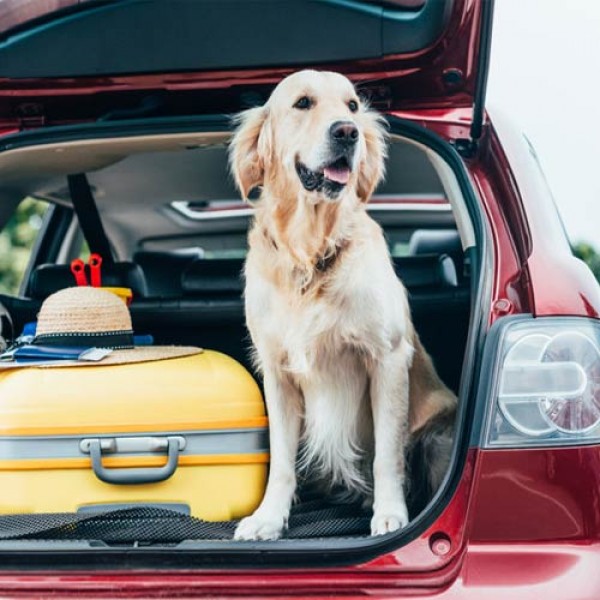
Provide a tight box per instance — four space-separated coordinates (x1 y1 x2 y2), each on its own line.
574 242 600 282
0 198 47 295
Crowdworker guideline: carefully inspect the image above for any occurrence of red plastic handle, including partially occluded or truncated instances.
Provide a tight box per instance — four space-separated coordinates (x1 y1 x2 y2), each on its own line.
89 253 103 287
70 259 88 286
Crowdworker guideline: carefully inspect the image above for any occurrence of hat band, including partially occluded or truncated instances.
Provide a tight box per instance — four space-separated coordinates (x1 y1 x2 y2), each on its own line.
33 330 134 350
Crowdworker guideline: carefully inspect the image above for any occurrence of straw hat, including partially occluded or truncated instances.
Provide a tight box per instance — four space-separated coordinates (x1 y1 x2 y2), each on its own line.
2 287 202 368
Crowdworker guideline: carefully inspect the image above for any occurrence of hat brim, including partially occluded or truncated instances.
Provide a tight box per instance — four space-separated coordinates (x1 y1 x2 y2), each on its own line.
0 346 203 369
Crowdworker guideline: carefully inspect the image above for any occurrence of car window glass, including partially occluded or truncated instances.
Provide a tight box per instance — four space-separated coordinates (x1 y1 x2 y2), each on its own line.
0 197 48 295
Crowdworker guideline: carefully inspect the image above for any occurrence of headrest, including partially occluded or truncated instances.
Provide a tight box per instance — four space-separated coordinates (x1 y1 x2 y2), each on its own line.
393 254 457 289
408 229 462 257
181 259 244 295
29 262 148 300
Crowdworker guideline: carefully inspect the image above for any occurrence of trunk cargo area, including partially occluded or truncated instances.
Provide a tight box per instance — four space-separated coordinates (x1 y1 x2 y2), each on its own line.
0 114 481 568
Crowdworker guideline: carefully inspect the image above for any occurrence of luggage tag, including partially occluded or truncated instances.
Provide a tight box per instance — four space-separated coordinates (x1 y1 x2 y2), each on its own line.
2 345 112 363
12 321 37 346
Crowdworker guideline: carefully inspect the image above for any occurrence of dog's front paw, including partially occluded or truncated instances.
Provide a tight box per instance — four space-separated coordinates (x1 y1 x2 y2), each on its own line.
234 513 286 541
370 506 409 536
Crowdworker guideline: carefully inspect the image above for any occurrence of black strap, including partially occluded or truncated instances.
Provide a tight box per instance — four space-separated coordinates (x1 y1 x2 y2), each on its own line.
33 330 135 350
68 174 114 265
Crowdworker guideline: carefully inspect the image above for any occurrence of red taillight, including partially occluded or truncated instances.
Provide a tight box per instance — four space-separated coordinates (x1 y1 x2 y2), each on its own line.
485 318 600 447
539 332 600 433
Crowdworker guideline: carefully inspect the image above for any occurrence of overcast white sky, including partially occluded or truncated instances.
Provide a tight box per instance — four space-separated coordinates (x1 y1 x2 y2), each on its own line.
488 0 600 247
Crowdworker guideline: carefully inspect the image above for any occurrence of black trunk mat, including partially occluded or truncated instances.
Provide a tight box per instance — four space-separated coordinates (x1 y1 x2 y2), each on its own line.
0 499 373 543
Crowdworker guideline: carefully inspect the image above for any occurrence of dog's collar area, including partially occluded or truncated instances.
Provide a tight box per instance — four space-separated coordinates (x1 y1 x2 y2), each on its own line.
262 228 346 275
315 239 350 274
296 239 350 295
261 228 278 251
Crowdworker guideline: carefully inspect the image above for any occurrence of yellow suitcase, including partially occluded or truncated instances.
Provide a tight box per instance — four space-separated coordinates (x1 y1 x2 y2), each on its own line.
0 351 268 521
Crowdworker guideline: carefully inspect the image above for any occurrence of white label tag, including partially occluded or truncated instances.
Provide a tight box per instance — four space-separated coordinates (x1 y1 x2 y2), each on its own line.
79 348 113 362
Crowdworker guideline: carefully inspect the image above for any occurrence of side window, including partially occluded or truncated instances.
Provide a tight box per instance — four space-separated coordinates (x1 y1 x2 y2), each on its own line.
0 197 48 295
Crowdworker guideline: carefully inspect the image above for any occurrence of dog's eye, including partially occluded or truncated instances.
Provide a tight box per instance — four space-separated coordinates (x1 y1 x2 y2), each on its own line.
293 96 313 110
348 100 359 113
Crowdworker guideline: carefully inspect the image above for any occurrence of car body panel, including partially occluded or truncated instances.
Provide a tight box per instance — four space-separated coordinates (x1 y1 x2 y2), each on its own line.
470 446 600 543
0 0 490 129
0 2 599 596
488 107 600 319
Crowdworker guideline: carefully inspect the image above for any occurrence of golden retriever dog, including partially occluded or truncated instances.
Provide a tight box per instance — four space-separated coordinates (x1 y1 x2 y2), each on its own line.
229 70 456 540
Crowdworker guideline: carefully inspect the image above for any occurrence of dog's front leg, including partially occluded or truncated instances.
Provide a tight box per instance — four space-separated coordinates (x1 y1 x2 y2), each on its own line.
369 338 412 535
234 370 301 541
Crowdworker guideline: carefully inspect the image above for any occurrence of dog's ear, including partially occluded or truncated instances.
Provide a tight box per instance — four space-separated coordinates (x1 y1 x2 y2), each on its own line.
229 106 272 200
356 112 388 203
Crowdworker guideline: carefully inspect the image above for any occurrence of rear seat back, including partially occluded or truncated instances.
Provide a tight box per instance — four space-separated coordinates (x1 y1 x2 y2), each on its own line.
29 262 148 300
181 258 244 296
130 253 467 388
134 249 202 298
393 254 457 290
179 255 456 297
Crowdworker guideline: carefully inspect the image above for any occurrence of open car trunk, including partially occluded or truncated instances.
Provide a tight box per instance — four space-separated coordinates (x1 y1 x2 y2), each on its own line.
0 0 493 144
0 0 494 572
0 112 485 569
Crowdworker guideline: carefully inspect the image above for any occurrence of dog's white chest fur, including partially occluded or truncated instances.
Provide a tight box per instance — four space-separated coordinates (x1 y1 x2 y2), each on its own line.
245 248 410 490
246 234 407 358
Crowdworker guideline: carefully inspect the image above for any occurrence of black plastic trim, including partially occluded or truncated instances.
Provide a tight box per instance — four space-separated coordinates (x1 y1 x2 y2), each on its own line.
0 0 453 79
68 173 115 263
470 0 495 142
20 204 74 298
0 113 489 570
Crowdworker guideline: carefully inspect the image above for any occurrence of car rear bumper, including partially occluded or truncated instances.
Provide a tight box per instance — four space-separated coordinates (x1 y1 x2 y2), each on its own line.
444 543 600 600
0 543 599 599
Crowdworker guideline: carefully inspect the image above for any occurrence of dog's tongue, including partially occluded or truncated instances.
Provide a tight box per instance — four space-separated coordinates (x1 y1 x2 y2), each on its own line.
324 166 350 184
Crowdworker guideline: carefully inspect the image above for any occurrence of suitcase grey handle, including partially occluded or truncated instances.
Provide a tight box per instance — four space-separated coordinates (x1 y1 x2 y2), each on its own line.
86 437 183 485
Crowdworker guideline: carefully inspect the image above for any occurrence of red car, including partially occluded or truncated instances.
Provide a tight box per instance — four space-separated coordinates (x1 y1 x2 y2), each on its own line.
0 0 599 598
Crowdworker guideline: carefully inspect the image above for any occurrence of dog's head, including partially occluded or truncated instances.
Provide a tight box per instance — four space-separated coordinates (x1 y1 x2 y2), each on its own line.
230 70 387 204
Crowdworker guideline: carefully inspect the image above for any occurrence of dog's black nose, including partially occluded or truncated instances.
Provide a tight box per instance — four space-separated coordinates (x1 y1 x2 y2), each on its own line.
330 121 358 146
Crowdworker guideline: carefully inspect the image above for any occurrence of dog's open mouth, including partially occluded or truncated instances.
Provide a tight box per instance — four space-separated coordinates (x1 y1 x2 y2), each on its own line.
323 156 352 185
296 156 352 198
